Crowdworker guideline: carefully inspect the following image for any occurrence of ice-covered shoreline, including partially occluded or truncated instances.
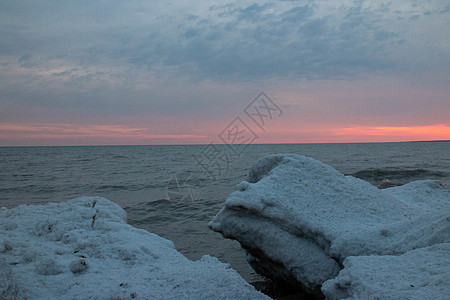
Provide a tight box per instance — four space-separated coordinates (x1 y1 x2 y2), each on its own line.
2 154 449 299
0 197 268 299
209 154 450 299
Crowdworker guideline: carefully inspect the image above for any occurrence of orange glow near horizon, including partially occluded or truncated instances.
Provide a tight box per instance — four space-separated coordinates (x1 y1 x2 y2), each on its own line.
0 122 449 146
0 123 207 146
333 124 450 142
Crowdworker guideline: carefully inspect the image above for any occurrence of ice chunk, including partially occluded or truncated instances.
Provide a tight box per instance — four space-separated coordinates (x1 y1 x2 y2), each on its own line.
35 258 63 275
70 258 88 274
322 243 450 299
0 258 24 299
209 154 450 297
0 197 268 299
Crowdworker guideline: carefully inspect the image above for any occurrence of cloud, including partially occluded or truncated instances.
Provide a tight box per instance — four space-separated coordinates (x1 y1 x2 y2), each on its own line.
1 0 449 82
0 1 449 145
123 0 450 80
332 124 450 142
0 123 207 146
334 124 450 136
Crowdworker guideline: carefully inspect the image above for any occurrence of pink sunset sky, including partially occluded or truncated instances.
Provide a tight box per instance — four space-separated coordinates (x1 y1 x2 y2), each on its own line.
1 1 449 146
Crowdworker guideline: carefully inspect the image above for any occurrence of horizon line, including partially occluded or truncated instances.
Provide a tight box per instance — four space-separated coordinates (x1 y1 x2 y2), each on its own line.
1 139 449 148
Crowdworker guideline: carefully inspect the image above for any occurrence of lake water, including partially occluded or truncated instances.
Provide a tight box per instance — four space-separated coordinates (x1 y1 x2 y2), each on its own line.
1 141 449 283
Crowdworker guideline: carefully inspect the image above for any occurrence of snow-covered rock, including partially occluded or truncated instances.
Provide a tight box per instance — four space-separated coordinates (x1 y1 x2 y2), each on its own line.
0 197 268 300
209 154 450 298
322 243 450 300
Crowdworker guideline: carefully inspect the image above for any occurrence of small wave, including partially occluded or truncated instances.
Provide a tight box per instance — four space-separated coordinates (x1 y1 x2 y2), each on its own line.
95 184 129 192
94 183 168 192
76 159 92 162
348 168 447 188
111 155 129 159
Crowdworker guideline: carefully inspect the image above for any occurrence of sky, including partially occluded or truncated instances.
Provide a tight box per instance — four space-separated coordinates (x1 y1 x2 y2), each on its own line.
0 0 449 146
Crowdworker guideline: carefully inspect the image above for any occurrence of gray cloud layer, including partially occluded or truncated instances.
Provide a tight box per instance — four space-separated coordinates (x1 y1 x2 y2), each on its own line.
2 1 449 79
0 0 449 123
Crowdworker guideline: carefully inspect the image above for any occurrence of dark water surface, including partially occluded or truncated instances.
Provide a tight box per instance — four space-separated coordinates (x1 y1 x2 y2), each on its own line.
1 142 449 282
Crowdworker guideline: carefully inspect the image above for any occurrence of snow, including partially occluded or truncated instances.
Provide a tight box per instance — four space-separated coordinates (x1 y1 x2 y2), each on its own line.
0 197 268 300
322 243 450 300
209 154 450 298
